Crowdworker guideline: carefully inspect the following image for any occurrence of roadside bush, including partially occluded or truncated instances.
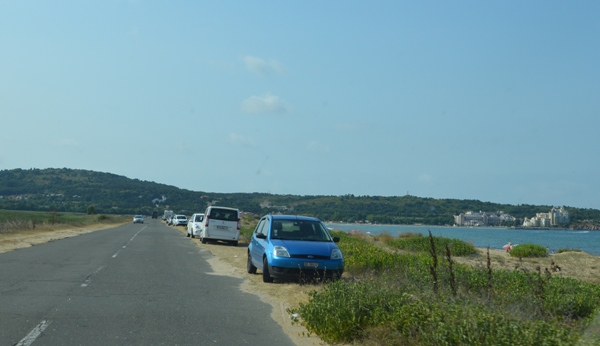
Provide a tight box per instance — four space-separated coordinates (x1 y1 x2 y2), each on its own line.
291 233 600 345
387 234 477 257
557 248 582 254
291 274 582 345
96 215 109 222
509 243 548 258
334 232 398 273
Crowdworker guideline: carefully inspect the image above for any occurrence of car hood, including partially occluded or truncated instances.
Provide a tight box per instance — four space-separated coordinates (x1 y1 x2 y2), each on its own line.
271 239 339 256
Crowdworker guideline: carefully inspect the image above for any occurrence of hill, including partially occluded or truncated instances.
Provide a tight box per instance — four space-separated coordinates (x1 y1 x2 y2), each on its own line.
1 168 599 226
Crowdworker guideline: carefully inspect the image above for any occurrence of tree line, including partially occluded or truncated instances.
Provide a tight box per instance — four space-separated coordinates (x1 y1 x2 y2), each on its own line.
1 168 600 226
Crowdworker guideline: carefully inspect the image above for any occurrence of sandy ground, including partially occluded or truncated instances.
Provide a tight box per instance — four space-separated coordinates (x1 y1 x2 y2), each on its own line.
2 224 599 345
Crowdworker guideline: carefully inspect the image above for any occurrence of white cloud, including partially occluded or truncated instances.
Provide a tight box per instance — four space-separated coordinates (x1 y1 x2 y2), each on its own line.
52 138 81 148
129 27 139 38
306 140 330 154
241 93 288 114
334 122 367 133
228 133 256 147
418 174 433 183
243 55 285 77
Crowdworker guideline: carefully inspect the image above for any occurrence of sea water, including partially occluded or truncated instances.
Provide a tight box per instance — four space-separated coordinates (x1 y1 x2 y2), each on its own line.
326 224 600 256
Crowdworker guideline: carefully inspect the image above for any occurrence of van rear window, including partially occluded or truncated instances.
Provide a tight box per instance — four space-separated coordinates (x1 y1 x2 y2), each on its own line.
209 208 238 221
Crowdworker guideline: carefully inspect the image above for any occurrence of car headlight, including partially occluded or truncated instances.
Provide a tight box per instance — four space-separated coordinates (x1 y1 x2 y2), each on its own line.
194 225 201 231
273 246 290 258
331 249 343 260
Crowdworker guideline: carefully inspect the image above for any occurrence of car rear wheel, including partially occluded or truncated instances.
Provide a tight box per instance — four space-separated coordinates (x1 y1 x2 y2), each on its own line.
262 257 273 283
201 236 207 244
247 252 257 274
186 233 190 237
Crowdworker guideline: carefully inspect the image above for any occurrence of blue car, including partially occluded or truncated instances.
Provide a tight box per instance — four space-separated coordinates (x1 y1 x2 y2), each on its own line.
247 215 344 282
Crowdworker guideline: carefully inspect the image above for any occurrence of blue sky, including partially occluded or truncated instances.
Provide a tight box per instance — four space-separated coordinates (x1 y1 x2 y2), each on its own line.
1 1 599 210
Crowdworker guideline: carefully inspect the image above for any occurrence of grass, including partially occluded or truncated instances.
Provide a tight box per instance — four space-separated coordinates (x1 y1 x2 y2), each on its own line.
288 230 600 345
0 209 129 234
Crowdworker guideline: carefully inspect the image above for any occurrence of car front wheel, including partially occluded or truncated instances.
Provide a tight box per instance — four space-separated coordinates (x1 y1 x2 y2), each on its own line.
262 257 273 283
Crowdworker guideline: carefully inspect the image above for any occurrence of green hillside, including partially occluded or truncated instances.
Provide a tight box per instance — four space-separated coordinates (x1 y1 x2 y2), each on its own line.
1 168 599 226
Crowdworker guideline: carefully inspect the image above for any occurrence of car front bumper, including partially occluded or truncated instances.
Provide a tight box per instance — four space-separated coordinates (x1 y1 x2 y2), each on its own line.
268 258 344 279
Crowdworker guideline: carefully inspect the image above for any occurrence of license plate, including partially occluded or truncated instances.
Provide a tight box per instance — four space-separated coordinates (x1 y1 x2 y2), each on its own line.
216 225 228 230
304 262 319 268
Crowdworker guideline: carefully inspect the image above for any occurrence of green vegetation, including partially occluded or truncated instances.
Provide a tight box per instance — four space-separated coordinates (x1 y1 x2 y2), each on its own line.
2 168 600 227
557 248 583 254
0 209 128 234
509 243 549 258
387 233 477 257
289 232 600 345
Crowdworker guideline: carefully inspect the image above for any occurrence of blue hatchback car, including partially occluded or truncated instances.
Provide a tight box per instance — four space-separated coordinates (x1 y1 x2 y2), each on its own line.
247 215 344 282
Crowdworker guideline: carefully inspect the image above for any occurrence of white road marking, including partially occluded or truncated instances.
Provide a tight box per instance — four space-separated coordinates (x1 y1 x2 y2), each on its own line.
81 265 106 287
15 320 51 346
112 226 146 258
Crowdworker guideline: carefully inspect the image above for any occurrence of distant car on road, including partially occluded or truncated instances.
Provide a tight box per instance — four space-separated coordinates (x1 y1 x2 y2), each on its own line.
133 215 144 224
247 214 344 283
172 214 188 227
187 213 205 238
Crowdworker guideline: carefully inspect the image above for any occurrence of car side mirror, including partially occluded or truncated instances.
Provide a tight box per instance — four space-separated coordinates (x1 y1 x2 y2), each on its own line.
333 236 340 243
256 233 267 239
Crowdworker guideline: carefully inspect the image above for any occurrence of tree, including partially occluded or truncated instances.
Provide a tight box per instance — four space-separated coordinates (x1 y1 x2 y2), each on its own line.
87 205 96 215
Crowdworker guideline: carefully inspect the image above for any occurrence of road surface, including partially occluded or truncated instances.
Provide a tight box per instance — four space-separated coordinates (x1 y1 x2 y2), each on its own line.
0 219 295 345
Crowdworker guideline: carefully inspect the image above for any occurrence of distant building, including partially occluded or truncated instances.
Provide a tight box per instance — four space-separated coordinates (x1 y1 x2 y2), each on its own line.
522 206 569 227
454 210 516 227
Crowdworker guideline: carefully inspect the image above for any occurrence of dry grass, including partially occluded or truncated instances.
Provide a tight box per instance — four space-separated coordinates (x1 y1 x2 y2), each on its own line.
0 223 129 254
452 247 600 286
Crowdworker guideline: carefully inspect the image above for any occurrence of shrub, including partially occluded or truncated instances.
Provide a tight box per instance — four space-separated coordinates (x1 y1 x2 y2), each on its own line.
509 243 548 258
388 234 477 257
556 248 582 254
290 234 600 345
96 215 109 221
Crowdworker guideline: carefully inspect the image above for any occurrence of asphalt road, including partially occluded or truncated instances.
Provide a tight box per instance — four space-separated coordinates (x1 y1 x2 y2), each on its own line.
0 219 295 345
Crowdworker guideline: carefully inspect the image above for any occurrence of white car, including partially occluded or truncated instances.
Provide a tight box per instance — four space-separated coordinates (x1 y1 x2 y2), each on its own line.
133 215 144 224
187 213 205 238
172 214 188 227
200 206 240 246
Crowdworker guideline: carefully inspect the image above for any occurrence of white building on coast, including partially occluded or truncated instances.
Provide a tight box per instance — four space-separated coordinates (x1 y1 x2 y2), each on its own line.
454 210 516 227
522 206 569 227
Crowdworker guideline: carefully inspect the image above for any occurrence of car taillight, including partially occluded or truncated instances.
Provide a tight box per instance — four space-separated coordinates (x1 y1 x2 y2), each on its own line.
205 216 210 227
237 218 240 230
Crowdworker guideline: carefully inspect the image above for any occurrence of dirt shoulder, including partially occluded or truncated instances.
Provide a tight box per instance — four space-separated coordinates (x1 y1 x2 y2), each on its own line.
171 227 325 346
0 224 125 254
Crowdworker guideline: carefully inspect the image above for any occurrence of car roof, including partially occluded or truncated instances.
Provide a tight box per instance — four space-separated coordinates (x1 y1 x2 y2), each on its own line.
207 206 238 211
269 215 320 222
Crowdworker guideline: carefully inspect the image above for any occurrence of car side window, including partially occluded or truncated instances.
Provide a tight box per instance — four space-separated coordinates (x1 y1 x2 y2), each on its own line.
254 219 267 235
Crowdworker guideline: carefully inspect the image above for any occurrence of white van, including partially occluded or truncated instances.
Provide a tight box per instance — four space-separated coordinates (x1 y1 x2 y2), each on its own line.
200 206 240 246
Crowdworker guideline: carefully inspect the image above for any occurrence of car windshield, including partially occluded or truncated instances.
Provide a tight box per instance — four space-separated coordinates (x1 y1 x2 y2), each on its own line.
270 220 332 241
